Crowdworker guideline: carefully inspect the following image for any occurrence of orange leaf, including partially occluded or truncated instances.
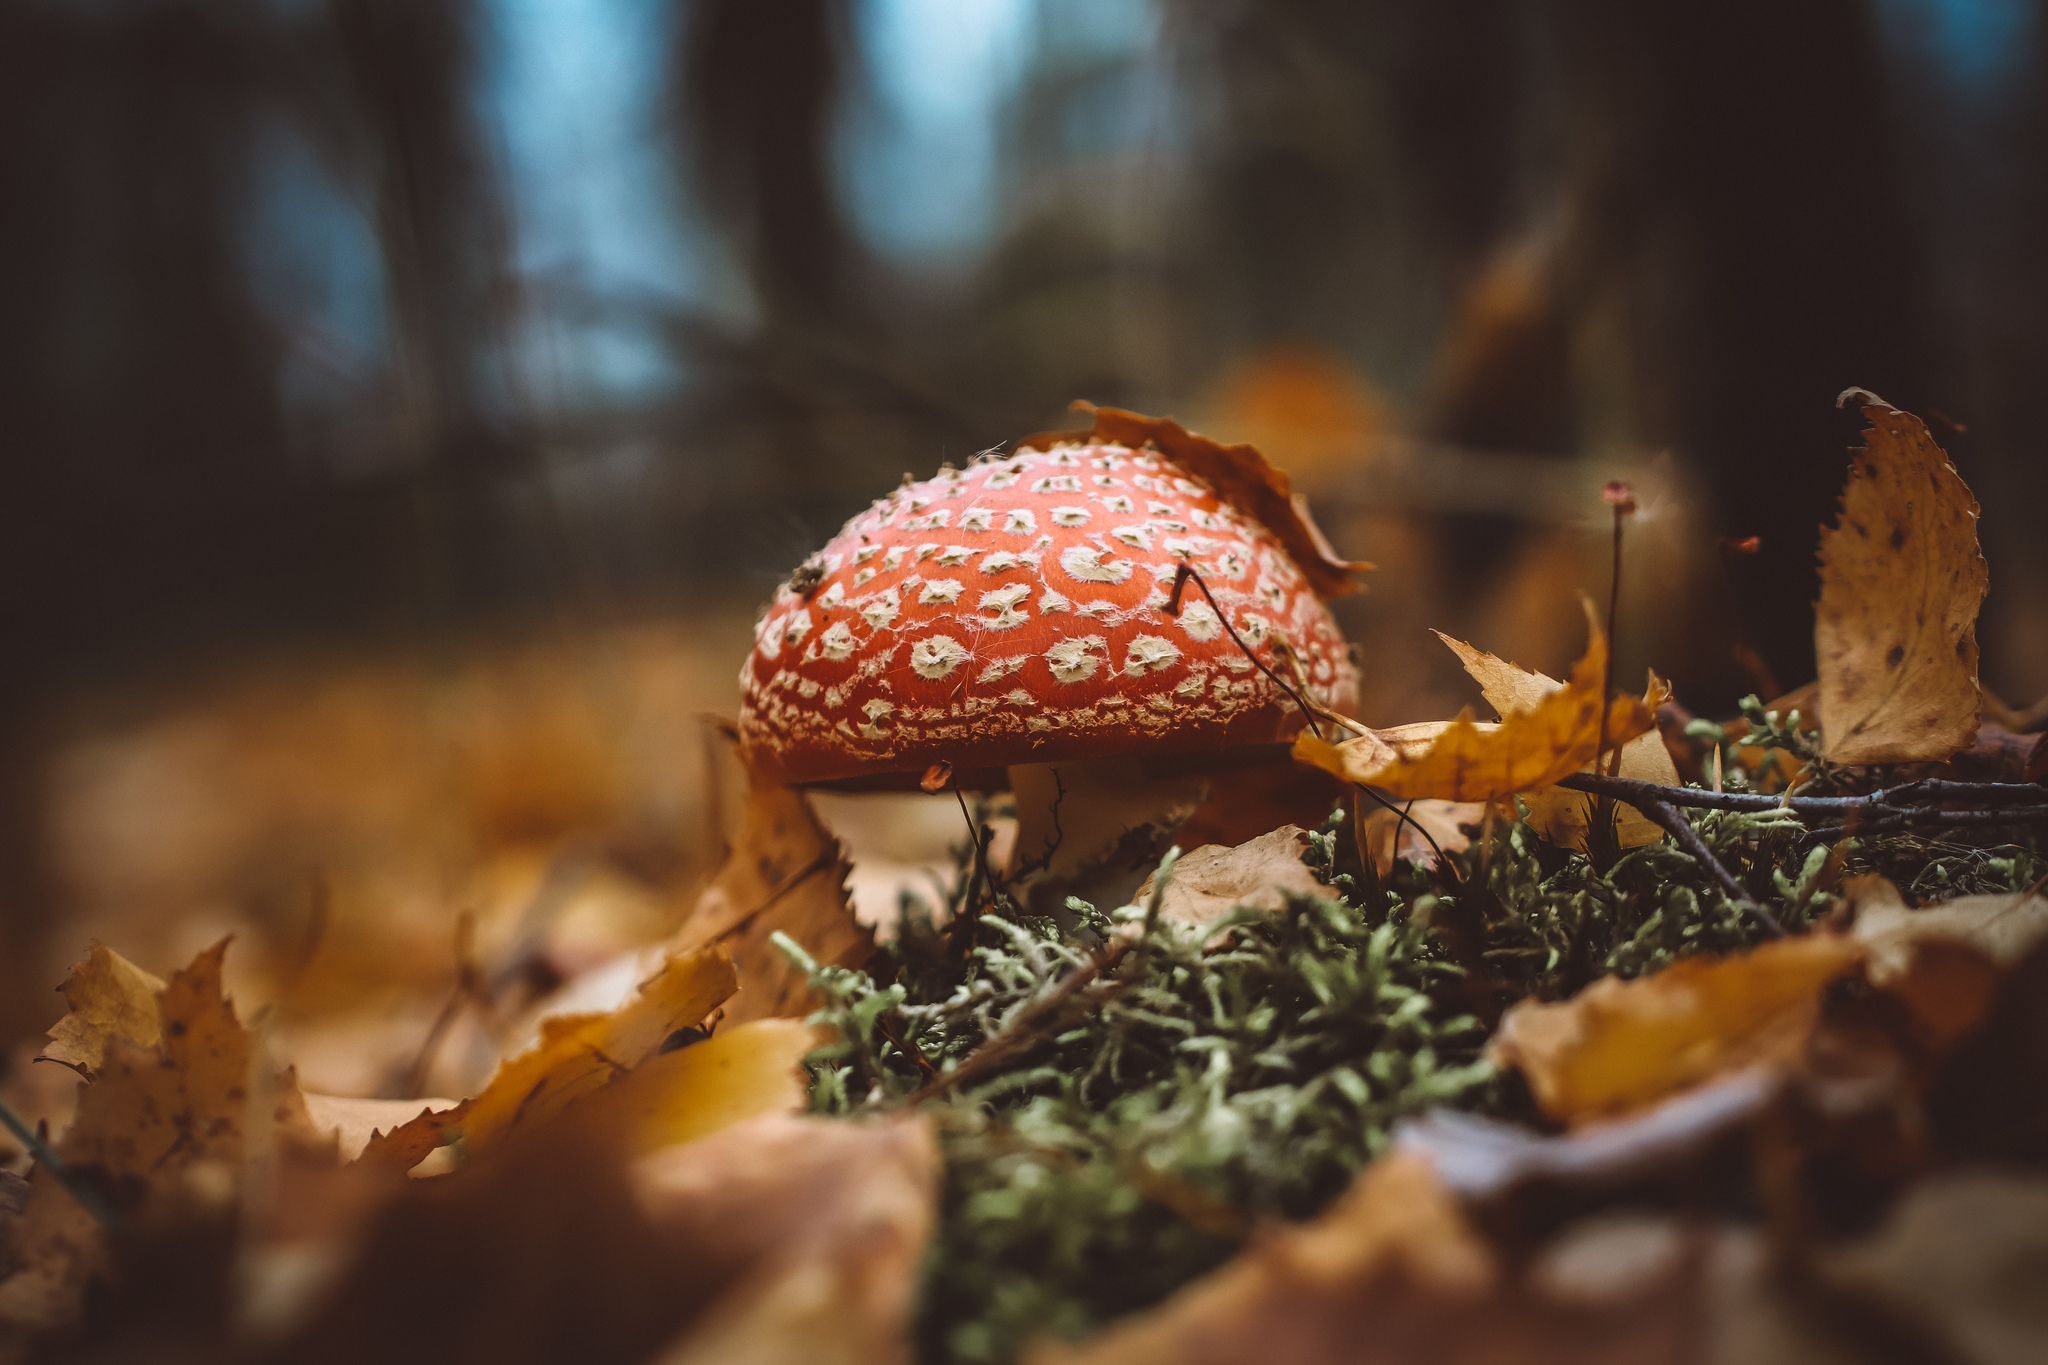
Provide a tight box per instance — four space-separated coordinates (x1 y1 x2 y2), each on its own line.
564 1018 814 1156
1295 603 1655 802
1489 932 1864 1123
1435 632 1677 849
353 1098 471 1172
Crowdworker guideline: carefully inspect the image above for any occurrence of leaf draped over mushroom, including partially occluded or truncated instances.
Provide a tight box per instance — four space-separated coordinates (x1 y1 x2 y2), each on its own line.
1020 403 1372 599
1816 393 1987 765
1294 605 1657 803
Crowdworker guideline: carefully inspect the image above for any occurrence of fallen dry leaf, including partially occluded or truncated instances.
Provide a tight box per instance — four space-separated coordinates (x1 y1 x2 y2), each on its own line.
1436 632 1678 849
272 1110 938 1365
565 1018 814 1156
1851 880 2048 977
1489 932 1864 1123
1030 1150 1696 1365
1132 825 1327 926
59 938 310 1178
356 1098 471 1172
1816 394 1987 765
1028 1152 1492 1365
269 1120 726 1365
1396 1069 1782 1205
0 939 318 1338
1020 403 1370 598
679 749 872 1025
38 942 165 1079
457 944 736 1154
1296 604 1656 803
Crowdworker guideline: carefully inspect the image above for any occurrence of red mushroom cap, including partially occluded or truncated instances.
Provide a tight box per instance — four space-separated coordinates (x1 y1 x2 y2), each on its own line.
737 428 1360 786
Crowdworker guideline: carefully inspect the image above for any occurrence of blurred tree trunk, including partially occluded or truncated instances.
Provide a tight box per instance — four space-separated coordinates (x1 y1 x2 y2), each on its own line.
678 0 853 328
1543 0 1943 704
330 0 545 622
0 3 291 1041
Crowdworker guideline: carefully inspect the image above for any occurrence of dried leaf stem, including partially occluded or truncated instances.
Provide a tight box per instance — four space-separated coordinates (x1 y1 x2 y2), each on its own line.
1164 562 1324 742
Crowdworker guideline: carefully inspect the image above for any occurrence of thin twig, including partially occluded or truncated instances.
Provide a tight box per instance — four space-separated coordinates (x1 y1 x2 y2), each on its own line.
1806 807 2048 839
1635 798 1786 937
948 783 996 964
1598 485 1632 779
1165 562 1324 742
1010 768 1068 880
876 1016 939 1079
1558 771 2048 816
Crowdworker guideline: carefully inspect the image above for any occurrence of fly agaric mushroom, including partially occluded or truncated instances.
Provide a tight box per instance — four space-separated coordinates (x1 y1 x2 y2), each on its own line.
736 405 1366 905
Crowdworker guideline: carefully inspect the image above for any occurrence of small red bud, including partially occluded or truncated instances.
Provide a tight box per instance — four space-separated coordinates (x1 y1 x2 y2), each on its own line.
1601 481 1638 515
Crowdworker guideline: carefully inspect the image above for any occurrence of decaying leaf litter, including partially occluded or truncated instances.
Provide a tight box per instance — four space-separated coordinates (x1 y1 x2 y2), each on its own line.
5 393 2048 1365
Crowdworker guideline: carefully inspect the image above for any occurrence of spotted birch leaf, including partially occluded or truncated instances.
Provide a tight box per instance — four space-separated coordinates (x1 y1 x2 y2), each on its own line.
1817 394 1987 764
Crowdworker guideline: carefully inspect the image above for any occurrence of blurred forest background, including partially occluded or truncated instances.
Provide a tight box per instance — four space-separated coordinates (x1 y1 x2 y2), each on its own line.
4 0 2047 1081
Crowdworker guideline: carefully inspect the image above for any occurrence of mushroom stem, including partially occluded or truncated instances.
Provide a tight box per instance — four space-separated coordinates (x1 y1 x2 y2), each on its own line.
1006 758 1210 918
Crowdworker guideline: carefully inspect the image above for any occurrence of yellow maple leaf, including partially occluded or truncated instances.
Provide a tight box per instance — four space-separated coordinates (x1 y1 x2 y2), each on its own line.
1817 393 1987 765
564 1018 815 1155
1295 604 1656 803
457 944 737 1154
1436 631 1677 849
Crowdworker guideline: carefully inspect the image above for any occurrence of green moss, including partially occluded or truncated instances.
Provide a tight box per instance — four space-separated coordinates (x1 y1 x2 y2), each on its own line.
776 793 2041 1364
